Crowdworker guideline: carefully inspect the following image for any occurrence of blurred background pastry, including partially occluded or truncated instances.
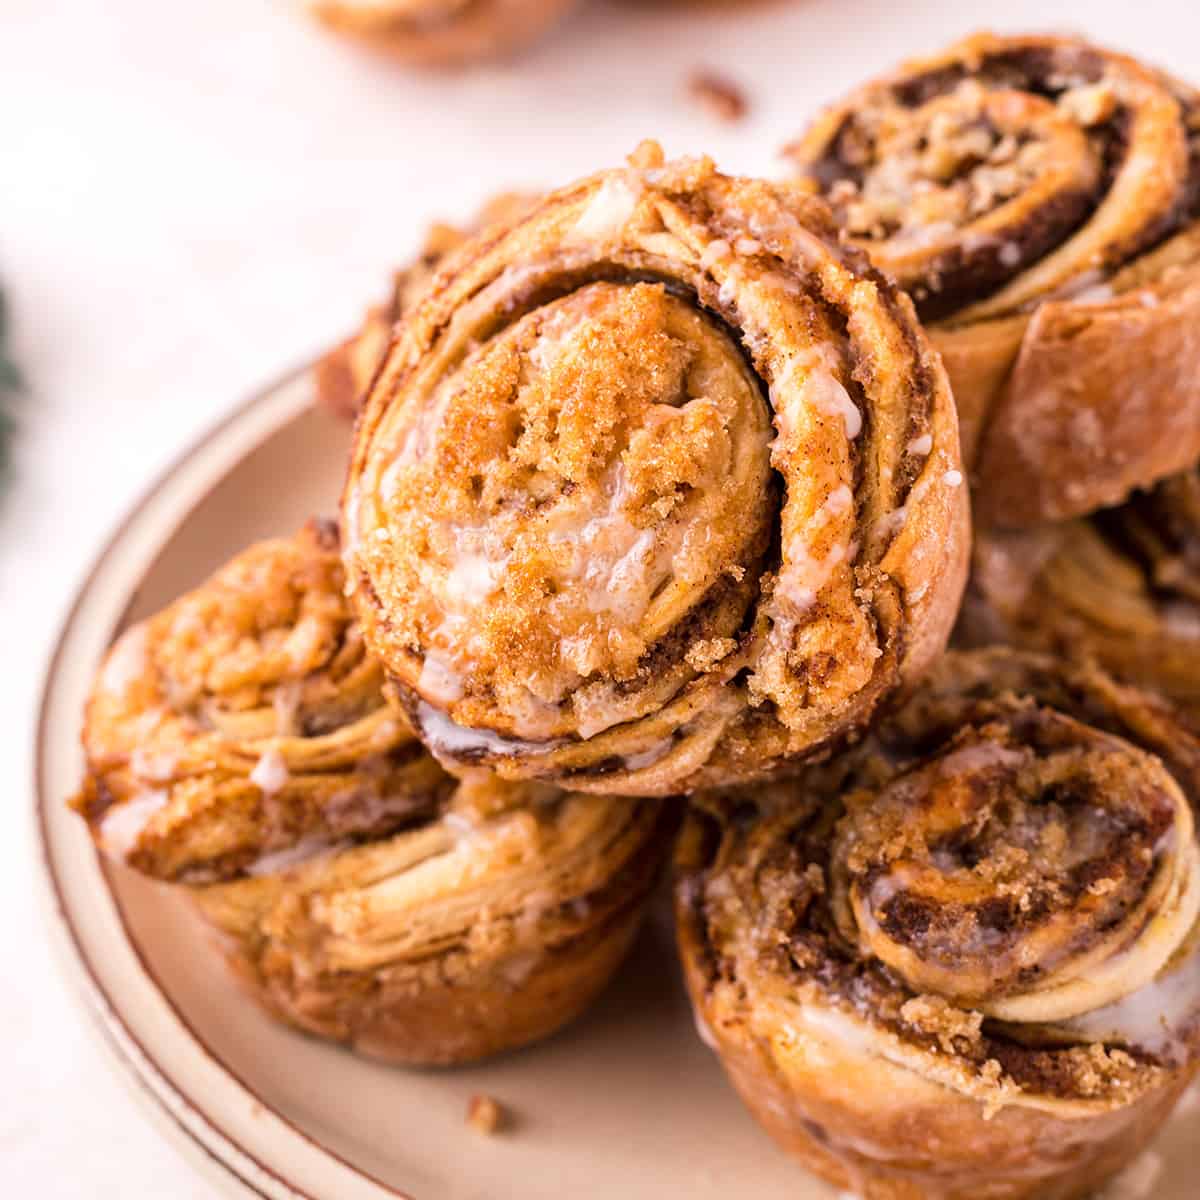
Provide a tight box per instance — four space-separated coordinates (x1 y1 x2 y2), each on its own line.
342 145 968 795
305 0 581 67
786 32 1200 528
676 648 1200 1199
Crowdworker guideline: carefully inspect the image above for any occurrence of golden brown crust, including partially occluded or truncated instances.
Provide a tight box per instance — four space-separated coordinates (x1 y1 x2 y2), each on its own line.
342 144 968 795
675 648 1200 1199
786 32 1200 527
73 521 452 882
315 194 539 420
704 1030 1189 1200
962 466 1200 713
305 0 579 67
192 778 678 1065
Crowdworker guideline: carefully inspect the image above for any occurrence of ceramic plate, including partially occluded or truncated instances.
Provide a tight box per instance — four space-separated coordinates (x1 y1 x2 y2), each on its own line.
34 368 1199 1198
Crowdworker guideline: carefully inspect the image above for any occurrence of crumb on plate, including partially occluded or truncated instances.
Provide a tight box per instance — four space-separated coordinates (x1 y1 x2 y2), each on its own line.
686 69 748 123
466 1092 505 1135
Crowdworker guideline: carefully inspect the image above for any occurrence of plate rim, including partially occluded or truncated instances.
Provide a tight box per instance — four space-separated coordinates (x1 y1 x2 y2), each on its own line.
30 366 414 1200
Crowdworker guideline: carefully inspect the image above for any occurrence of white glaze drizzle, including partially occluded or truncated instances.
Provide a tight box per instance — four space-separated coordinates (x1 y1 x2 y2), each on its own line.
100 790 168 860
250 749 290 795
246 835 347 878
1059 944 1200 1064
130 748 177 783
100 627 148 697
572 175 641 242
415 701 561 760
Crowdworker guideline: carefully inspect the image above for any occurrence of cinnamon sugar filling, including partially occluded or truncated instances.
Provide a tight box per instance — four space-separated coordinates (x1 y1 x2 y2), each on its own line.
354 256 927 751
369 280 776 743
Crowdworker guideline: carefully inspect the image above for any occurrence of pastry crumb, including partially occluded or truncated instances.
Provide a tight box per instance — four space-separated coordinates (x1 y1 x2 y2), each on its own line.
686 637 738 673
466 1093 505 1135
686 69 749 123
899 994 983 1055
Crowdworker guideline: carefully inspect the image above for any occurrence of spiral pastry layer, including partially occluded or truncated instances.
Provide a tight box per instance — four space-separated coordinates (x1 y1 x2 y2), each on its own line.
305 0 579 67
192 773 677 1064
73 520 452 882
964 466 1200 713
676 648 1200 1200
343 144 968 795
316 193 538 420
786 32 1200 527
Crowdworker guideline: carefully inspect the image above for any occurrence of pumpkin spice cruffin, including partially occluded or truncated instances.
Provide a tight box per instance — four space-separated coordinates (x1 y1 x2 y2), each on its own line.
786 32 1200 527
73 521 675 1064
676 649 1200 1200
342 143 968 796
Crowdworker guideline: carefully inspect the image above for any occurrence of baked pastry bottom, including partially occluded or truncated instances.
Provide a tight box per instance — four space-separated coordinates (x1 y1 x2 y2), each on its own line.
686 978 1193 1200
192 788 678 1065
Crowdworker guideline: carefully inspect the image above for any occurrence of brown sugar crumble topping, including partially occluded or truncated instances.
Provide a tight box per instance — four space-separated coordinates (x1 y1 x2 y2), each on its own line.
899 994 985 1056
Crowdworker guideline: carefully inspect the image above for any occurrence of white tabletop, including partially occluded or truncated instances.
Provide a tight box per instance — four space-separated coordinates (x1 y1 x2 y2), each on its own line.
5 0 1199 1194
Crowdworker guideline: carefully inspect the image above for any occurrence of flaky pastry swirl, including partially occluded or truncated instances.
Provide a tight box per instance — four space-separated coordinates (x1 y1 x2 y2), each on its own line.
305 0 579 67
676 649 1200 1200
787 32 1200 527
73 520 452 882
192 772 676 1064
343 144 968 795
964 466 1200 714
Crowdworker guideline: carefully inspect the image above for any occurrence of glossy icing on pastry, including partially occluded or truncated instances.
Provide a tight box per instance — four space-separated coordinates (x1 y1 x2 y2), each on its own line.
676 649 1200 1200
342 143 969 794
786 32 1200 527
